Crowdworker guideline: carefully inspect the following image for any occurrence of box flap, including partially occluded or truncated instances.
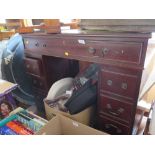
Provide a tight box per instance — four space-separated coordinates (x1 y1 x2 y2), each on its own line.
36 114 107 135
35 116 62 135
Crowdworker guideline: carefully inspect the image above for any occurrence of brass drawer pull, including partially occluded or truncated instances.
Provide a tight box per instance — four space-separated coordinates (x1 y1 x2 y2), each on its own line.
101 48 109 56
107 104 125 116
105 124 122 134
35 42 39 47
88 47 96 54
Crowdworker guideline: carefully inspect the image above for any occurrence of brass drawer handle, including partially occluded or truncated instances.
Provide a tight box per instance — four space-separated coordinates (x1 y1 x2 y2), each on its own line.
107 80 112 86
107 104 125 116
105 123 122 134
121 82 128 90
101 48 109 56
88 47 96 54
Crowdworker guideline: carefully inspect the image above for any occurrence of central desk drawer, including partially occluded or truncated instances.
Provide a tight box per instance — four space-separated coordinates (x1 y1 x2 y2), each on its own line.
100 69 139 100
98 95 133 124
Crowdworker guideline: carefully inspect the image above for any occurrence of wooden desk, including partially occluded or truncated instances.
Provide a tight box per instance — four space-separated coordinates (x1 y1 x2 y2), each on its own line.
22 30 151 134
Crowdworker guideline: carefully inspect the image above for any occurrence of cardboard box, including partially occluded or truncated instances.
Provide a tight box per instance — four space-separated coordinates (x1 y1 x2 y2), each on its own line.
44 102 94 125
36 114 107 135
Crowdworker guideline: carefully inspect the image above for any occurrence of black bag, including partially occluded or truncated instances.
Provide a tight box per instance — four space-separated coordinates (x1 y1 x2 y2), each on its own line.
65 64 100 114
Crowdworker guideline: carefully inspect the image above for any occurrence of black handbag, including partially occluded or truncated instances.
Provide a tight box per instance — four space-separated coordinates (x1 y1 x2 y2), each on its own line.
65 64 100 114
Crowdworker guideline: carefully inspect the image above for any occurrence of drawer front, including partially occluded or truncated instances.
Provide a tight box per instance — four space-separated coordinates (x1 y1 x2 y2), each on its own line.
24 57 43 76
96 41 142 64
24 38 64 51
62 39 100 59
98 95 133 124
32 76 46 90
98 115 130 135
64 39 142 64
100 69 139 100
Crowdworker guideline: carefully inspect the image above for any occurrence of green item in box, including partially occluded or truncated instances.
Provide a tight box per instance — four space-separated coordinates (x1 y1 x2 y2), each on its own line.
0 114 17 127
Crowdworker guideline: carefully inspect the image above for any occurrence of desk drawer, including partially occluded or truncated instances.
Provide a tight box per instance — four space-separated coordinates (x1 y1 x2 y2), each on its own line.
64 39 142 64
100 69 138 100
98 95 133 124
98 115 130 135
96 41 142 64
24 38 64 51
24 57 43 76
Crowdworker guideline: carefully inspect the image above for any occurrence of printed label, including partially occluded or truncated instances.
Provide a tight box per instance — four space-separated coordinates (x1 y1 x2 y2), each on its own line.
78 40 85 44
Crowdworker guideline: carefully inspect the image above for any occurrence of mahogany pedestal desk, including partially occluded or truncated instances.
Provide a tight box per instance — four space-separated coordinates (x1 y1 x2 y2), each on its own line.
22 30 151 135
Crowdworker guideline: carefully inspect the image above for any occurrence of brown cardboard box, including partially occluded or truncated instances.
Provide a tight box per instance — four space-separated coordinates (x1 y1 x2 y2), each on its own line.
36 114 107 135
44 101 94 125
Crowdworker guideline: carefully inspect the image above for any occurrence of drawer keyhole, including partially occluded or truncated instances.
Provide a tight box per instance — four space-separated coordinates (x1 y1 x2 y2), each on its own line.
121 83 128 90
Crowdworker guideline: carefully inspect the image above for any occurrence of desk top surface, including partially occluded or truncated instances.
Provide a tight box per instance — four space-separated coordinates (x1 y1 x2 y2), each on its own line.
22 29 152 38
